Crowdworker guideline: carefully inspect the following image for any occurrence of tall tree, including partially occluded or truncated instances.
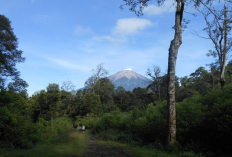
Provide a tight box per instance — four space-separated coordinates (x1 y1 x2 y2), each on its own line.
26 94 40 122
189 67 212 94
194 2 232 89
114 86 127 105
225 59 232 82
60 90 74 115
37 89 48 120
94 77 115 105
60 79 75 115
0 14 28 92
147 65 162 101
46 83 61 127
121 0 185 144
61 79 75 92
84 63 109 93
207 62 220 89
82 93 101 115
166 0 184 144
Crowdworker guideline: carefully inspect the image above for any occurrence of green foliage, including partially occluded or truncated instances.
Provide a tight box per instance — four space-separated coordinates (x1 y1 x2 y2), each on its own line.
27 116 74 146
0 14 28 92
26 94 40 122
60 90 74 115
0 91 40 148
178 67 212 101
176 85 232 155
93 78 115 104
27 84 62 125
84 63 109 93
52 115 72 134
113 86 128 110
77 102 168 145
166 142 182 154
176 95 205 134
76 84 232 156
38 118 50 126
78 93 101 116
46 83 61 120
0 130 89 157
45 116 73 144
77 114 103 133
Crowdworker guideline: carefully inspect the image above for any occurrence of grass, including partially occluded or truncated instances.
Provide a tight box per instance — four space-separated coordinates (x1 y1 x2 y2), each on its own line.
0 130 89 157
98 140 174 157
98 140 203 157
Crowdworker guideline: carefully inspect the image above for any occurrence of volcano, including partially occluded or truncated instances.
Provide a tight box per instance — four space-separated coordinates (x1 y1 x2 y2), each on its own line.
108 69 150 91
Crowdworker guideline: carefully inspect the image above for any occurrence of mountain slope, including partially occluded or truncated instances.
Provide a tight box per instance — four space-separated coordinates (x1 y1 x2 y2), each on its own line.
108 69 150 91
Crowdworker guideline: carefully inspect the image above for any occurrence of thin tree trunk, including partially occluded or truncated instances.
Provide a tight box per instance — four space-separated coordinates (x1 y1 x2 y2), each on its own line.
51 114 53 127
212 75 214 90
167 0 184 144
220 3 227 89
39 110 41 124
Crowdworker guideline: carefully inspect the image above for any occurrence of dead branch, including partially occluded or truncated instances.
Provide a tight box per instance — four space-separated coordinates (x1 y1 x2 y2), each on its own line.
191 29 210 39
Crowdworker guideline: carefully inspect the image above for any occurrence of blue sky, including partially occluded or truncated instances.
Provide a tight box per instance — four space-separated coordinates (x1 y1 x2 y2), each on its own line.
0 0 227 96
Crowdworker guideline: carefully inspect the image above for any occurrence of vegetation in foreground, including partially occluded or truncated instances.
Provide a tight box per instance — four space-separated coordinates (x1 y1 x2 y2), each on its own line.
98 140 204 157
0 117 89 157
77 84 232 157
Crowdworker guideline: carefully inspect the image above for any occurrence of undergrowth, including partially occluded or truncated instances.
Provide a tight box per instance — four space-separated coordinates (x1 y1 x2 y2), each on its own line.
0 116 89 157
0 130 89 157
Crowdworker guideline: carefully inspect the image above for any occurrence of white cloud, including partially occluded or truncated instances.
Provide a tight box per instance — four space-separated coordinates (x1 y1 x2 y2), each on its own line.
31 0 35 3
34 13 55 24
92 18 153 44
92 35 127 43
112 18 153 35
143 0 176 16
74 25 92 35
46 57 90 71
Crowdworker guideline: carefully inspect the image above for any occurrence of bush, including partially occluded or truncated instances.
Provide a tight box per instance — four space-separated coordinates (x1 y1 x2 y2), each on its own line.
52 115 72 134
38 115 73 145
180 151 204 157
176 86 232 156
0 91 41 149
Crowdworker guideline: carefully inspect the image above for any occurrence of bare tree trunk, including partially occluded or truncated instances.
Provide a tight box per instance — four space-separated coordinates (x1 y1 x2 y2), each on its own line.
51 114 53 127
212 75 214 90
167 0 184 144
220 3 227 89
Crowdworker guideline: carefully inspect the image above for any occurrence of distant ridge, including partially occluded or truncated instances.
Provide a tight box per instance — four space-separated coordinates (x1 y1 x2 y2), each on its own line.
108 69 150 91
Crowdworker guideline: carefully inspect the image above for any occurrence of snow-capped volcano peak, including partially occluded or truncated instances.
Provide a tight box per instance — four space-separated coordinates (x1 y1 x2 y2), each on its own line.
108 69 149 82
125 68 133 71
108 69 150 91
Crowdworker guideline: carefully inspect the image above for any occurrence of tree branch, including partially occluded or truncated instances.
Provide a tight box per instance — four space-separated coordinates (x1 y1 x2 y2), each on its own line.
191 29 210 39
198 0 222 28
184 10 197 16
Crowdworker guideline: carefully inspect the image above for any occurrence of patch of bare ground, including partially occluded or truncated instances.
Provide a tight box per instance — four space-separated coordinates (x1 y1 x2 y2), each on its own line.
82 135 135 157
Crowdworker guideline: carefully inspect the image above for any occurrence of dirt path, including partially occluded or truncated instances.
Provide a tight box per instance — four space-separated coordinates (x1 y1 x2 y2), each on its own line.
82 135 135 157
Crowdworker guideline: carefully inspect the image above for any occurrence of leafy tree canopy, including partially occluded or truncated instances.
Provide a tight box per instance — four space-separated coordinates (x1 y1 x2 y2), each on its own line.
0 14 28 92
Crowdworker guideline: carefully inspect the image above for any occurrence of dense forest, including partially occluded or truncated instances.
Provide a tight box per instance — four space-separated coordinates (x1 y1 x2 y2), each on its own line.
1 4 232 157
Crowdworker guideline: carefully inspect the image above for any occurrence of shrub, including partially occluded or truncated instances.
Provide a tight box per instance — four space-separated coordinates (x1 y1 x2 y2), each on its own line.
0 91 41 148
